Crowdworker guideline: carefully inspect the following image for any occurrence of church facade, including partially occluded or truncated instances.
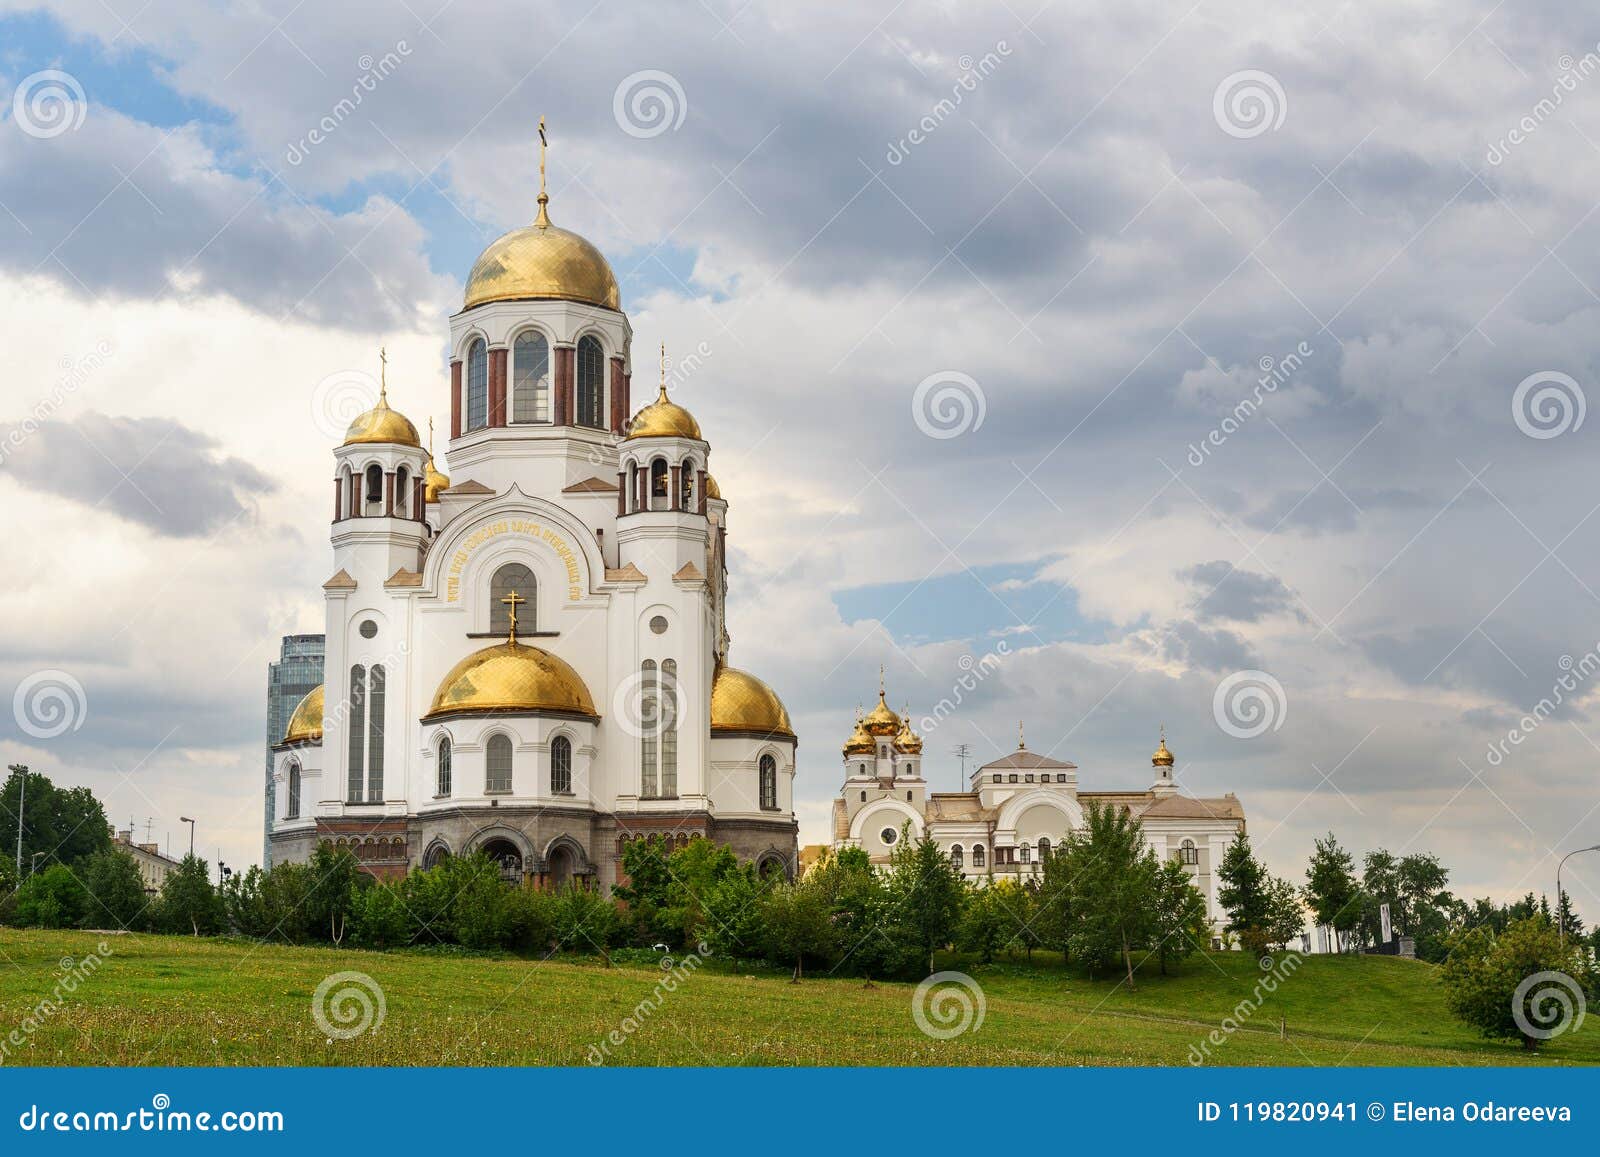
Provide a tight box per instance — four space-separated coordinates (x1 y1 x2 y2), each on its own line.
831 682 1246 932
268 159 798 890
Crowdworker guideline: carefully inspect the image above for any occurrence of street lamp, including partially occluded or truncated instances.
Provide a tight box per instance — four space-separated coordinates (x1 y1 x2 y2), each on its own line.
9 764 29 879
1557 844 1600 944
29 851 45 878
179 816 196 857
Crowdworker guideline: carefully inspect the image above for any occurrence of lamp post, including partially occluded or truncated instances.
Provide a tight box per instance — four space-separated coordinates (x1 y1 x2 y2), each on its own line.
179 816 196 858
1557 844 1600 944
10 764 28 879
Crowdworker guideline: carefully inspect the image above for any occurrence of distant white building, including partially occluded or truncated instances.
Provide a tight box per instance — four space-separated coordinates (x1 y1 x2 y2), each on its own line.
830 677 1246 931
112 829 181 894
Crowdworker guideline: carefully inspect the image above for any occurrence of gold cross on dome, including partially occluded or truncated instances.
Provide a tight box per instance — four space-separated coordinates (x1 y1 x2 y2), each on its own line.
378 346 389 401
501 590 526 644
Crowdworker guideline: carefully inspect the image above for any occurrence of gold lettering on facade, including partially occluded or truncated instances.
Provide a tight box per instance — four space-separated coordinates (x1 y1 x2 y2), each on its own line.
444 519 583 602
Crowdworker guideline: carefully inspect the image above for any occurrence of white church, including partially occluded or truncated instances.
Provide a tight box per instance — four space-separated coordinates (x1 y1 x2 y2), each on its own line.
268 143 798 889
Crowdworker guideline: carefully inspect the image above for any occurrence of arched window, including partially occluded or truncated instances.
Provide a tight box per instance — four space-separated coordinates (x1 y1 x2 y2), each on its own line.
661 659 678 799
679 459 695 509
465 338 488 431
486 733 513 794
489 563 536 635
551 734 572 795
576 335 605 428
950 844 963 868
649 458 669 508
640 660 659 798
394 465 409 516
1038 836 1052 861
340 464 354 518
286 761 301 819
1019 841 1031 863
366 664 385 802
1180 839 1198 866
759 754 777 810
972 844 985 867
364 464 383 514
436 736 452 797
346 663 366 804
511 330 551 423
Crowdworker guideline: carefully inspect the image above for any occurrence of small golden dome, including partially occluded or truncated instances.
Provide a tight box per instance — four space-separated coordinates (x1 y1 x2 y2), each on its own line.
704 473 722 501
463 202 620 311
425 641 597 720
625 384 703 441
343 360 422 447
424 455 450 502
283 685 324 744
894 711 923 754
1152 732 1175 767
710 665 794 739
842 710 874 756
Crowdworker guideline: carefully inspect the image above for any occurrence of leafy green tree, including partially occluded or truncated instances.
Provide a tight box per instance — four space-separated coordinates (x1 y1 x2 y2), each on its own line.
701 863 769 959
1263 874 1305 951
1359 849 1401 946
958 877 1033 963
809 847 911 979
80 849 150 931
1441 917 1592 1049
1032 839 1076 963
1149 856 1208 974
1303 832 1361 952
553 884 620 961
759 879 837 980
0 767 111 870
153 855 223 936
450 854 515 949
506 885 559 954
304 843 364 945
13 864 89 928
1066 802 1157 986
885 826 967 975
1217 832 1271 951
351 882 412 950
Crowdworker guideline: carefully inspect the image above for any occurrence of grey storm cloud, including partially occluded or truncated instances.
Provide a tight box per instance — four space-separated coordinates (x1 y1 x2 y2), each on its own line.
1182 560 1301 623
1162 621 1257 672
2 411 276 537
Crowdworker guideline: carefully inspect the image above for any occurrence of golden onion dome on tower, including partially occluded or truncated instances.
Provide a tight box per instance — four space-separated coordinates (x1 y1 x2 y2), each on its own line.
282 685 324 744
626 346 702 441
423 418 449 502
1152 730 1175 767
862 692 901 738
894 710 923 754
425 641 597 720
343 350 422 448
710 665 794 739
704 473 722 501
842 709 874 756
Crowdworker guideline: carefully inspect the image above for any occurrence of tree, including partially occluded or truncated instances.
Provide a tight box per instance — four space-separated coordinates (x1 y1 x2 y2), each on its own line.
1149 857 1209 974
352 882 413 950
759 879 837 980
0 767 111 870
1359 849 1401 946
1217 832 1271 950
1555 889 1584 940
958 877 1032 964
304 843 363 945
1441 917 1591 1050
809 847 911 980
12 864 89 928
553 883 619 962
153 855 223 936
1263 874 1305 951
450 854 515 949
1032 839 1076 963
701 863 769 959
1066 802 1157 986
1303 832 1361 953
884 826 967 975
80 849 150 931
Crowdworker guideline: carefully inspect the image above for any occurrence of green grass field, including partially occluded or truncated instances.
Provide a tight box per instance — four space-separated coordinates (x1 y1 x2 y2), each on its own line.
0 928 1594 1066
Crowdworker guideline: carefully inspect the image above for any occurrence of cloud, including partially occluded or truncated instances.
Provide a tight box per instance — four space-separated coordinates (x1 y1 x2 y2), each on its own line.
1 411 275 536
1182 560 1302 622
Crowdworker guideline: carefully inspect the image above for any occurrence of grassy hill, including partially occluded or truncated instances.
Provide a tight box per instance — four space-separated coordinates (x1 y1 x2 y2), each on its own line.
1 928 1595 1066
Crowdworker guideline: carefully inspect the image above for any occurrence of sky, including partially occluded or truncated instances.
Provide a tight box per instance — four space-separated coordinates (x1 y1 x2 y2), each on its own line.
2 0 1599 912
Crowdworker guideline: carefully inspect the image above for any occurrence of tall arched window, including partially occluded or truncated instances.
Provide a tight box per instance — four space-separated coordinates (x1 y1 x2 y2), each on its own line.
551 734 572 795
340 464 354 518
759 753 777 810
436 736 452 797
649 459 669 509
346 663 366 804
465 338 488 431
1019 841 1031 863
364 464 383 514
486 734 512 794
661 659 678 799
1038 836 1052 862
512 330 551 423
972 844 985 867
640 660 659 798
394 465 409 516
366 664 385 802
489 563 536 635
576 335 605 428
950 844 964 869
1180 839 1198 866
679 459 696 510
286 761 301 819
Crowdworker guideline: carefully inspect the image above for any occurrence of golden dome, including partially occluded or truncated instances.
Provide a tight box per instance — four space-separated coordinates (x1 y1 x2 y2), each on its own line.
283 685 324 744
894 711 923 754
710 665 794 739
842 710 874 756
862 692 901 738
463 198 620 311
425 641 597 720
625 384 703 441
1152 731 1175 767
424 455 450 502
705 473 722 501
343 363 422 448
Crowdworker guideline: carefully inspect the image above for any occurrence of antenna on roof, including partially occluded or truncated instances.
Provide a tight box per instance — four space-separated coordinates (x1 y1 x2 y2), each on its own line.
951 742 971 786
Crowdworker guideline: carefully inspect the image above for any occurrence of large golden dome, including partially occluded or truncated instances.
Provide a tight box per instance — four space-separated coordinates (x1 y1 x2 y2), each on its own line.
463 199 620 312
625 384 702 441
282 685 324 744
710 665 794 739
425 641 597 720
862 692 901 737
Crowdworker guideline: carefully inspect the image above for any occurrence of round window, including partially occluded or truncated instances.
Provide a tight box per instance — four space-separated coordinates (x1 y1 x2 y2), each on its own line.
358 620 378 639
648 615 669 635
880 826 898 846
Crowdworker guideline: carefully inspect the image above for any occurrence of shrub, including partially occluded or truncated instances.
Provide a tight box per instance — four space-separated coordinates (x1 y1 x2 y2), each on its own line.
80 849 151 931
352 884 412 951
13 865 89 928
1441 917 1594 1049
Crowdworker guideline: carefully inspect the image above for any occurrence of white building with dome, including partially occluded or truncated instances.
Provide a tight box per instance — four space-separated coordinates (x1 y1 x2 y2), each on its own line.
831 678 1246 932
268 152 798 888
